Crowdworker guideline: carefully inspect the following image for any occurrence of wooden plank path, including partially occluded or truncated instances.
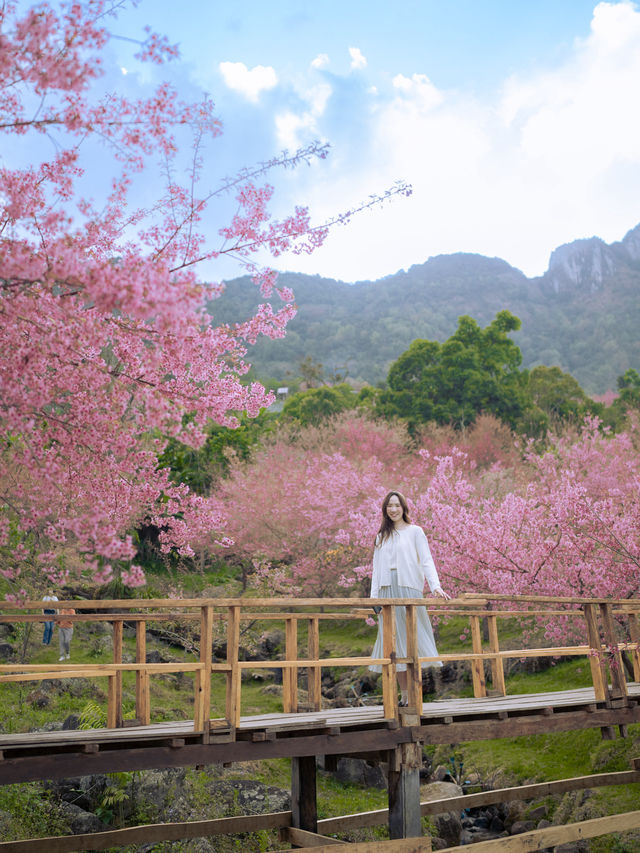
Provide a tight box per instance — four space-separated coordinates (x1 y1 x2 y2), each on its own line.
1 684 638 756
1 595 639 850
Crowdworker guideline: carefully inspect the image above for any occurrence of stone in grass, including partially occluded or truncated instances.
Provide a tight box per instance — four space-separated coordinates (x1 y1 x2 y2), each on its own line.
58 802 111 835
330 757 386 789
510 819 536 834
421 781 463 847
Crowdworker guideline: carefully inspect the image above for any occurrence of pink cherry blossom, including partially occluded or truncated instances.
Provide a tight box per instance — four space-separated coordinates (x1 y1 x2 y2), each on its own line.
0 3 409 592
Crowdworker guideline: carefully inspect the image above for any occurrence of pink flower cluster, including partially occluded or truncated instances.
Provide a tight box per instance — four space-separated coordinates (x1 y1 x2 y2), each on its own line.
0 1 335 590
220 412 640 642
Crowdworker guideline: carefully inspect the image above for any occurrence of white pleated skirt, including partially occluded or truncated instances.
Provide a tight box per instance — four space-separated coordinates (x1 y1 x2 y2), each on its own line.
369 569 442 672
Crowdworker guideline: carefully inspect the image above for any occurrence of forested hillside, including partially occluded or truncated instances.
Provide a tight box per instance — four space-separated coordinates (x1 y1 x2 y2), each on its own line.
211 224 640 393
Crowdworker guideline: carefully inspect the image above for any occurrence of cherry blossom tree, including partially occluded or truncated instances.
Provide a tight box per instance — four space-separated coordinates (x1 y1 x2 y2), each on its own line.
222 408 639 641
340 417 640 642
0 2 407 594
219 414 415 595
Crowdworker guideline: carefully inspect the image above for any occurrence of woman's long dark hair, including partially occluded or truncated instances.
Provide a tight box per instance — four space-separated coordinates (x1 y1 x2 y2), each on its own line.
375 491 410 546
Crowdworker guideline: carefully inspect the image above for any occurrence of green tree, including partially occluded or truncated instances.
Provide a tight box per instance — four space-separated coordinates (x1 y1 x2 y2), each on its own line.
617 368 640 408
378 311 530 429
158 411 273 494
281 384 359 425
602 367 640 431
525 365 602 433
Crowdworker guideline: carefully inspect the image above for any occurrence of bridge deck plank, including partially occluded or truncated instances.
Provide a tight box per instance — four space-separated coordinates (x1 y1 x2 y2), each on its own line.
0 684 636 751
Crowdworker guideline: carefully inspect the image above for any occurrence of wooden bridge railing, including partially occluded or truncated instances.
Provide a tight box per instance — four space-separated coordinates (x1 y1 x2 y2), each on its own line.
0 594 638 735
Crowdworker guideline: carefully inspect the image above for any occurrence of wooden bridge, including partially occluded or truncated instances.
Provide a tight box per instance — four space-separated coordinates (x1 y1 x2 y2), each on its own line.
1 593 639 851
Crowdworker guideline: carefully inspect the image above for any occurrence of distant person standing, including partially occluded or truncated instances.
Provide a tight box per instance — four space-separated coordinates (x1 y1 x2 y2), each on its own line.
42 590 58 645
58 605 75 660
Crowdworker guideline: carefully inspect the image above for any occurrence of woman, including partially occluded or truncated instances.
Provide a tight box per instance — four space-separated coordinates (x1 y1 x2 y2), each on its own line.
369 490 450 706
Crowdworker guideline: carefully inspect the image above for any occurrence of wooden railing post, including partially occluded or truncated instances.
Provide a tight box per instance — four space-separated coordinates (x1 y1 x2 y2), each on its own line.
135 620 150 726
226 605 241 729
109 619 123 728
381 603 398 720
283 616 298 713
583 603 607 702
487 614 506 696
599 602 628 702
628 612 640 682
470 614 486 698
405 604 421 711
307 616 321 711
195 604 213 737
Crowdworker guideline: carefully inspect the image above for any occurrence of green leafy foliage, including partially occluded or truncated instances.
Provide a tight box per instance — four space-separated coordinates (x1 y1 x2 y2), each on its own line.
281 383 359 425
378 311 531 429
617 368 640 408
522 364 604 436
158 412 274 495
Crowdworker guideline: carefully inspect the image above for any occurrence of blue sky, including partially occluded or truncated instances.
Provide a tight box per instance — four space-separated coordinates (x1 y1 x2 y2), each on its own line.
44 2 640 281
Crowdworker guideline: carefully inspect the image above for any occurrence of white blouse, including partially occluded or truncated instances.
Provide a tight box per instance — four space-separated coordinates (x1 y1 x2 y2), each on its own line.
370 524 442 599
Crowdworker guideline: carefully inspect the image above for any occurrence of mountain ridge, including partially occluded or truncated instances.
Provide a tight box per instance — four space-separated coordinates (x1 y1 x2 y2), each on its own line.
211 224 640 394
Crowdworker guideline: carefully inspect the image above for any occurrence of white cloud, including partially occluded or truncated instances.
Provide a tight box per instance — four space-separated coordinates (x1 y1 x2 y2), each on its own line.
274 82 332 150
311 53 330 69
392 73 443 110
219 61 277 102
348 47 367 70
275 111 317 151
278 1 640 282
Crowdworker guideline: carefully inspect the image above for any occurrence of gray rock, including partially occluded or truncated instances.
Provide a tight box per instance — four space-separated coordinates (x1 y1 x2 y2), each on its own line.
421 780 463 801
58 801 110 835
510 819 536 834
461 826 508 844
33 721 63 732
0 642 15 660
490 815 505 833
206 779 290 814
421 782 463 846
527 804 547 822
134 768 188 819
45 774 110 813
434 810 462 846
547 237 615 293
332 757 386 789
257 630 284 657
26 688 53 708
